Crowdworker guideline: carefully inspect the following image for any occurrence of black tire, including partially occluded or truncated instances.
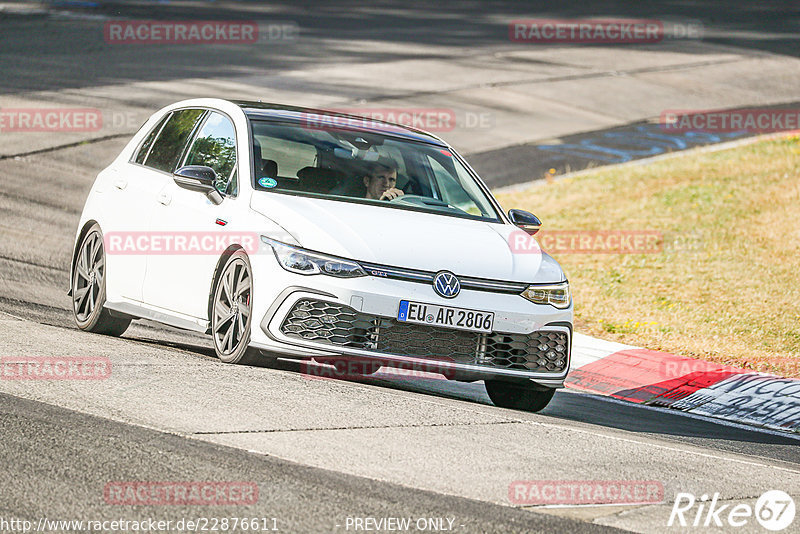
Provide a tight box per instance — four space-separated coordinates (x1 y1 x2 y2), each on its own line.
210 250 262 365
484 380 556 412
71 224 131 336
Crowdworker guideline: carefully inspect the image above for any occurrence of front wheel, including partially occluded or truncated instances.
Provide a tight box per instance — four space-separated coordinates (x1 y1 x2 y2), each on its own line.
71 224 131 336
484 380 555 412
211 250 262 365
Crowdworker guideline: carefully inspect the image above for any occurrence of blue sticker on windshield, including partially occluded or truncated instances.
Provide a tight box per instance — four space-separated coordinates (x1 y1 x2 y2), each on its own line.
259 177 278 188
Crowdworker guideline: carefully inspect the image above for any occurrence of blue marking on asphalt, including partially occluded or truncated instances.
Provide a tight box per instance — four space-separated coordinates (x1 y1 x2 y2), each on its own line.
536 125 749 164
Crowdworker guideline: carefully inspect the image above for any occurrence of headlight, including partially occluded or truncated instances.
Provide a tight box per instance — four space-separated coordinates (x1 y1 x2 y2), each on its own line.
261 237 367 278
521 281 571 309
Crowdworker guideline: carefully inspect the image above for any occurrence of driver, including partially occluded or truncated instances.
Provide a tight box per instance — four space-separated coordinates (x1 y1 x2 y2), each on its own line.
363 157 404 201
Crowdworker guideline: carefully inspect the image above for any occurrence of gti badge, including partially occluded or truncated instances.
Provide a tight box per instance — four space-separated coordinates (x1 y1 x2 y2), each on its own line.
433 271 460 298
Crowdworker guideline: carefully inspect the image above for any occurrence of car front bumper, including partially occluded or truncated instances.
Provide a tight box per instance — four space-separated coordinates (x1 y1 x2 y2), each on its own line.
248 254 573 388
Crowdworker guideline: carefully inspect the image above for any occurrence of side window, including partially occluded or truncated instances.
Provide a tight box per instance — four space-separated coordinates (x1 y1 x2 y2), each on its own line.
183 112 238 195
427 156 472 205
226 169 238 196
144 109 205 173
134 113 170 165
424 154 493 218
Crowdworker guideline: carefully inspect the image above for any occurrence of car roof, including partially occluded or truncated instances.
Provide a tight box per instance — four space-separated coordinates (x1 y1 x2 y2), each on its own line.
233 100 449 147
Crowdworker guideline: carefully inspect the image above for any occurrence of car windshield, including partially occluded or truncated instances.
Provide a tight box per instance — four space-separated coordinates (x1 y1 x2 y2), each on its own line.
249 119 501 222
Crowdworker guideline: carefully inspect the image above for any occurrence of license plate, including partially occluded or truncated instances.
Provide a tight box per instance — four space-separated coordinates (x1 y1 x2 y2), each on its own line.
397 300 494 333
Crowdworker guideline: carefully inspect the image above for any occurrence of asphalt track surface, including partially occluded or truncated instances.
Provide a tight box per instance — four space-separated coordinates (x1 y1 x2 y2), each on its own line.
2 393 617 533
1 2 800 533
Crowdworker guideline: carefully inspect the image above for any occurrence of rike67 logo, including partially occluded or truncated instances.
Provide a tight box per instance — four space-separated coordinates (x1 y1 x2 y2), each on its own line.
669 490 795 531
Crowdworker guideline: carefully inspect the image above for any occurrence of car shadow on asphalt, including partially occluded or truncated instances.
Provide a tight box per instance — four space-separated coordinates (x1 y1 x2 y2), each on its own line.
272 356 800 462
359 372 800 464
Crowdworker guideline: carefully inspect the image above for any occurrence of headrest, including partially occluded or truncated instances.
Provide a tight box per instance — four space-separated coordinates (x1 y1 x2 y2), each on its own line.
296 166 344 193
262 159 278 177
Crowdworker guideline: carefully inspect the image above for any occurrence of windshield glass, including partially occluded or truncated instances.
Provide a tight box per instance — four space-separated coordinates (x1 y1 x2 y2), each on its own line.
249 119 500 222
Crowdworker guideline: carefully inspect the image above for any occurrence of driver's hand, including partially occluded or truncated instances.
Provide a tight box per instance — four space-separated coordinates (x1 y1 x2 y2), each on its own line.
380 188 405 201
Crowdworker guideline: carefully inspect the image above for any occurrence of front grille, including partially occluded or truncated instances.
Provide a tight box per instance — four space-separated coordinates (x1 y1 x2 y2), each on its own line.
377 321 480 364
483 331 568 371
280 299 568 373
279 299 378 348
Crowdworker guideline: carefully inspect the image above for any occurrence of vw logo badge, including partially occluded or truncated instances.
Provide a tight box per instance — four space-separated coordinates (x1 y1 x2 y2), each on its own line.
433 271 460 298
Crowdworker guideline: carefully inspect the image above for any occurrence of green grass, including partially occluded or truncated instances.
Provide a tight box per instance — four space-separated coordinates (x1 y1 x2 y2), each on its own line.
495 134 800 377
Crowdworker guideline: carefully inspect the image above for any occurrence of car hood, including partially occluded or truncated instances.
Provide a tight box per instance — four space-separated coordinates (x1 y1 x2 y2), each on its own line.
250 193 565 284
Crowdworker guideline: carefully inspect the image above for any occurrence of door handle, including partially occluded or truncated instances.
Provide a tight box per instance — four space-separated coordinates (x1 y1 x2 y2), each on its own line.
114 178 128 190
157 192 171 205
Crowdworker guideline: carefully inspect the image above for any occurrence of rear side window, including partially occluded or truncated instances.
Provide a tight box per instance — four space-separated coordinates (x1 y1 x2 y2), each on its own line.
133 114 169 165
144 109 205 172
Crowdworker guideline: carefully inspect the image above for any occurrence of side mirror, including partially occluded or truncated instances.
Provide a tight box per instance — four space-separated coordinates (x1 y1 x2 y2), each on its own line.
508 209 541 235
173 165 223 205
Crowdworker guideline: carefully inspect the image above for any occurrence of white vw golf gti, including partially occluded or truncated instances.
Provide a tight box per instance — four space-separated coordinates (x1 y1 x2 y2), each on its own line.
71 98 572 412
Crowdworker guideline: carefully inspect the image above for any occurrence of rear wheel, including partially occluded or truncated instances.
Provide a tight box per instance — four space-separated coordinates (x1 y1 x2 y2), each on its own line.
484 380 555 412
71 224 131 336
211 250 262 365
